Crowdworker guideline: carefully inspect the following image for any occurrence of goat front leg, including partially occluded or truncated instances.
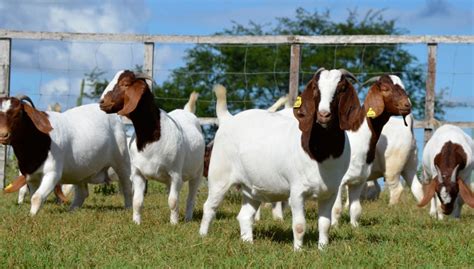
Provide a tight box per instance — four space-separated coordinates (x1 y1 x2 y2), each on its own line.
348 182 366 227
70 183 89 210
289 191 306 251
331 184 344 227
168 172 183 225
318 193 337 250
132 169 147 224
30 172 61 216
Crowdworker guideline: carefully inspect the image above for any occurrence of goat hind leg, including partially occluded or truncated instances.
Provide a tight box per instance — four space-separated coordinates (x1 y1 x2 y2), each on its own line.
185 176 202 222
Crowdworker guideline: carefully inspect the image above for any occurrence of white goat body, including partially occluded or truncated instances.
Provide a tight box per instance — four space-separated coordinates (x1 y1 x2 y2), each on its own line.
420 124 474 219
365 114 424 203
3 102 133 215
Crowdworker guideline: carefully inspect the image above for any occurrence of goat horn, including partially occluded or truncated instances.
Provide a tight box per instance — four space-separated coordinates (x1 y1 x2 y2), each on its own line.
134 73 155 83
361 76 381 87
338 69 358 84
16 95 35 108
314 67 326 77
451 164 460 183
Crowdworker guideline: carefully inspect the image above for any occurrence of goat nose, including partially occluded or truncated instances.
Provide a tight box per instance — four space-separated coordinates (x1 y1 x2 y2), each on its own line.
318 111 331 118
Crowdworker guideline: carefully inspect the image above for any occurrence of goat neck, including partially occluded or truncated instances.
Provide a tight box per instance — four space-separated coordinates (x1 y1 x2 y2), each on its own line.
127 89 161 151
11 112 51 175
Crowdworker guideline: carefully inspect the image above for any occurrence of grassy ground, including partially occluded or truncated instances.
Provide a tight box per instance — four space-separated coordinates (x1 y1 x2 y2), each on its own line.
0 180 473 268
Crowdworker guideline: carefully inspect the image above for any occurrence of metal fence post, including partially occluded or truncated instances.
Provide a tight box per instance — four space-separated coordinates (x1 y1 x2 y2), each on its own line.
0 38 12 188
288 44 301 106
424 43 437 145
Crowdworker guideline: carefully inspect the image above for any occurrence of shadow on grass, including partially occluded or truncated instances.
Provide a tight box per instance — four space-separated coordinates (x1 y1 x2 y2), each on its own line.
253 225 320 245
191 209 236 222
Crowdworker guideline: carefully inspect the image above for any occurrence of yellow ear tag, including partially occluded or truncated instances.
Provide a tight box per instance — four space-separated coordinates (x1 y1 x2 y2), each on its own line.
4 183 13 191
367 107 376 118
293 96 302 108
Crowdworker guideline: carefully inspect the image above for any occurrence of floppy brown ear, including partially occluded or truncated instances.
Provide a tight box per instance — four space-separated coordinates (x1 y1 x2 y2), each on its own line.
364 84 384 119
458 179 474 208
3 175 27 193
23 103 53 134
118 80 147 116
338 81 361 131
417 179 438 207
293 78 317 133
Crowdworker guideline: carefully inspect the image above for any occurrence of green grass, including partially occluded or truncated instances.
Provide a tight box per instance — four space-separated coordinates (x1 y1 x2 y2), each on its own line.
1 181 473 268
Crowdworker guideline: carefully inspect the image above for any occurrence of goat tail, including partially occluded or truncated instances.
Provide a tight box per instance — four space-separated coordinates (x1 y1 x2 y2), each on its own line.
213 84 232 122
184 91 199 114
267 95 289 112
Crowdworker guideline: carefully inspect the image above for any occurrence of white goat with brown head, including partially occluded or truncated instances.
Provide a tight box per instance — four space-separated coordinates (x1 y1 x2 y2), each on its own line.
200 68 361 250
418 124 474 219
0 96 132 215
100 70 205 225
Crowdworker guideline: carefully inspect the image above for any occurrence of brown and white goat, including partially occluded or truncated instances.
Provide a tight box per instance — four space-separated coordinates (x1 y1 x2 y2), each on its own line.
331 74 412 227
100 70 205 225
0 96 132 215
418 124 474 219
200 68 360 250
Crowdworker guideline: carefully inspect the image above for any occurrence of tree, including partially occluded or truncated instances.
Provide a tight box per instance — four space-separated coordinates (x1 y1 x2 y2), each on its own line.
82 8 444 135
155 8 443 119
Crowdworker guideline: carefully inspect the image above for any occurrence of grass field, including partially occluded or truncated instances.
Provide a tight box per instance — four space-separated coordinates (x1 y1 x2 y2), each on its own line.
1 180 473 268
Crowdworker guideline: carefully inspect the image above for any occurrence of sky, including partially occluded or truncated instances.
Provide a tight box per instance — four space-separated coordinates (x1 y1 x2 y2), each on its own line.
0 0 472 121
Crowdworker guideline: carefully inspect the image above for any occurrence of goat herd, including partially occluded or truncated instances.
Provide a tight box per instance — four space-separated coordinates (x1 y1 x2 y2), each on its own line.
1 68 473 251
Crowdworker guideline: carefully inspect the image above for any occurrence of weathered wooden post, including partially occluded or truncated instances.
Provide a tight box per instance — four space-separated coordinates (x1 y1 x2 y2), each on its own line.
144 42 154 78
143 42 154 194
0 38 11 188
424 43 437 145
288 44 301 106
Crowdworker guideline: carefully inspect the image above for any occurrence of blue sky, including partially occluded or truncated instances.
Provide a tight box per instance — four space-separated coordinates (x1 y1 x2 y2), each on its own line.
0 0 472 121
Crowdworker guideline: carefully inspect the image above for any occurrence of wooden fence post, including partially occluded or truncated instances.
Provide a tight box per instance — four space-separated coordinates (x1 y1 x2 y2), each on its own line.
0 38 11 188
288 44 301 106
143 42 154 194
144 42 154 77
424 43 437 145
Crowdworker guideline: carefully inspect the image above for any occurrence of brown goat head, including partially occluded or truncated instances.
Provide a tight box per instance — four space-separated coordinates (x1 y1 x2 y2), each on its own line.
100 70 152 116
0 97 52 145
293 68 360 132
418 141 474 214
364 75 411 123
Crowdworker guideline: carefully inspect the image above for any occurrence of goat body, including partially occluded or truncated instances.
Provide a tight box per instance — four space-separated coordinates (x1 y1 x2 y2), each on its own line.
0 100 132 215
419 124 474 219
100 70 205 224
201 69 361 250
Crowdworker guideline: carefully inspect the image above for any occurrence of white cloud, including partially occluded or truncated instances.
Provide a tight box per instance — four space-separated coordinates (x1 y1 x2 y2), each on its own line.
0 0 153 110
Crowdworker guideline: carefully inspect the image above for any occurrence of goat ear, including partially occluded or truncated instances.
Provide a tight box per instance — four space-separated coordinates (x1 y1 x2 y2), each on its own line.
338 80 361 130
118 80 147 116
3 174 26 193
23 103 53 134
293 78 317 133
364 84 384 119
458 179 474 208
417 179 438 207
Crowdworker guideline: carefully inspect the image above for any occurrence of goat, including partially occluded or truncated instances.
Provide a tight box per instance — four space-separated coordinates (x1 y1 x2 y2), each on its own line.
100 70 205 225
331 74 412 228
418 124 474 219
0 96 133 215
364 114 424 204
200 68 360 250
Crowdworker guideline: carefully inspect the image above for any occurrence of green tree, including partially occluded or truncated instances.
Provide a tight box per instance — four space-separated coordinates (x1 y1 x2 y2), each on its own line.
155 8 443 119
82 8 444 126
